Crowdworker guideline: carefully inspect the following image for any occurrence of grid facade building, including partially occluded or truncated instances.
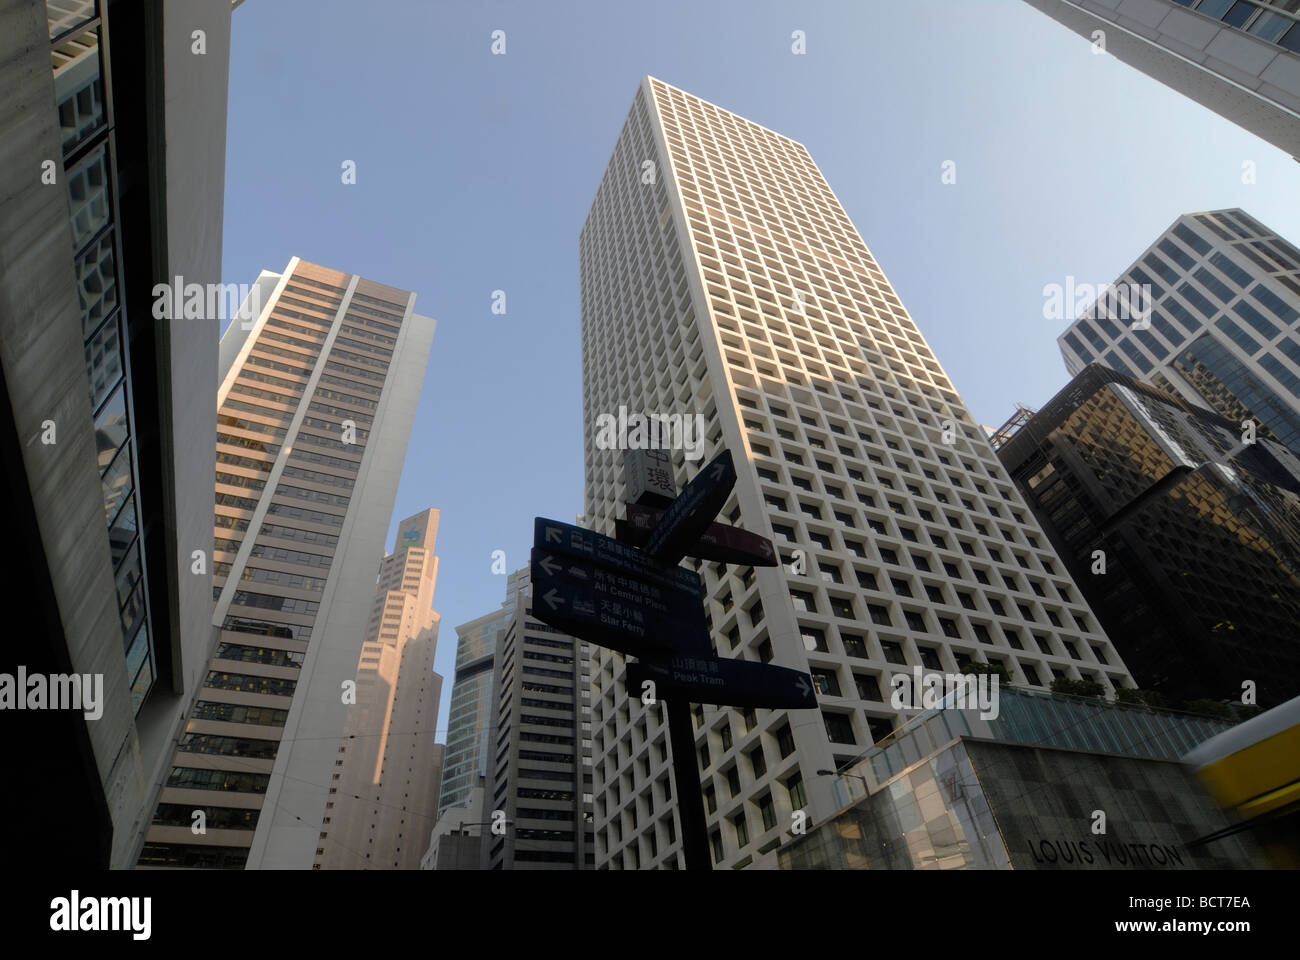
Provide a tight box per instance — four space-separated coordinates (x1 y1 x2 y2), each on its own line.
1057 209 1300 456
1022 0 1300 157
137 258 436 869
314 508 444 869
578 77 1135 870
484 568 595 869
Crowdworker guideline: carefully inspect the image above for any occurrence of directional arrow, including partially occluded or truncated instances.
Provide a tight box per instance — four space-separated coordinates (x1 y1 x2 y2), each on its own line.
626 653 819 710
529 549 711 657
622 502 777 567
642 449 737 565
533 517 701 596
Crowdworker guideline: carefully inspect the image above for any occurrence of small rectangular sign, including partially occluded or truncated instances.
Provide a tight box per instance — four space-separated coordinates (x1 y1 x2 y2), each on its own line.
533 517 701 595
530 549 711 657
625 448 677 508
626 654 819 710
624 503 777 567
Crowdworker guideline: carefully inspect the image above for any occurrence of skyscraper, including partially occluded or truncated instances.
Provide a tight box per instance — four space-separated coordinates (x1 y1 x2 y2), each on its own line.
2 0 233 867
483 568 595 869
137 258 436 869
579 77 1135 870
314 508 444 870
1021 0 1300 157
1057 209 1300 456
438 606 508 821
995 363 1300 707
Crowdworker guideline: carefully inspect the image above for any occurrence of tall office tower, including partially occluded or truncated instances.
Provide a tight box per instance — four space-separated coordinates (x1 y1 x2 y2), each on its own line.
1057 209 1300 456
1 0 232 867
1022 0 1300 157
438 606 508 820
314 508 445 870
580 77 1135 870
996 364 1300 707
137 258 436 869
484 568 595 869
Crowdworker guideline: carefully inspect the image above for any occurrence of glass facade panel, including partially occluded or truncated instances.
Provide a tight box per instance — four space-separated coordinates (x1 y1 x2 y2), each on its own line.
45 0 97 39
1175 335 1300 452
52 26 103 153
129 654 154 717
125 620 149 673
75 232 117 340
49 0 156 718
100 440 131 525
93 381 128 469
85 311 123 410
66 145 110 250
106 493 136 570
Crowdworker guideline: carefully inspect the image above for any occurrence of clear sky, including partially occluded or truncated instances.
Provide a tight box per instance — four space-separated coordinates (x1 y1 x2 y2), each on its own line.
220 0 1300 743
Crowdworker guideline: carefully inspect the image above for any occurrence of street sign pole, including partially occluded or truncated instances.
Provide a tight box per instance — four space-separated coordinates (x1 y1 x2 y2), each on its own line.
609 503 713 871
665 697 712 872
532 448 813 872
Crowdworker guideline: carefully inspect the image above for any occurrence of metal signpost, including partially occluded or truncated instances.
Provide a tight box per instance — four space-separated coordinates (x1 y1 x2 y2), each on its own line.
530 448 819 870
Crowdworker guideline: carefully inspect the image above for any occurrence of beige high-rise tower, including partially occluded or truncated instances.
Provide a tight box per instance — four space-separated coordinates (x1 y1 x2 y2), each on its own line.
315 508 445 869
136 258 436 870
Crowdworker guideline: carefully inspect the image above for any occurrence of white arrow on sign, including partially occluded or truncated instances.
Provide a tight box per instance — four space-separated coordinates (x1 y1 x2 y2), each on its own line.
538 555 560 576
545 527 562 544
796 675 811 697
543 588 563 611
567 566 588 579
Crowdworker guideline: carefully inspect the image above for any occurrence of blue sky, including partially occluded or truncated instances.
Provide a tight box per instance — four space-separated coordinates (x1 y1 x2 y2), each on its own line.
220 0 1300 741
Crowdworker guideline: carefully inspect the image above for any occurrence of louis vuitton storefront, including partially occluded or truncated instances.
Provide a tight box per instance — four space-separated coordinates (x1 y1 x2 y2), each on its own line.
778 688 1263 870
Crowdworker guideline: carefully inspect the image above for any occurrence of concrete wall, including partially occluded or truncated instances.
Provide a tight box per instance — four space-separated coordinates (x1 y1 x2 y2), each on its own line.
0 0 147 868
1024 0 1300 157
127 0 233 863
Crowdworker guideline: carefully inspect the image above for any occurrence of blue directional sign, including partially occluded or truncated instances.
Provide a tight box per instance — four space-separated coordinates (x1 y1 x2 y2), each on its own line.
626 654 818 710
530 548 711 657
642 450 737 565
534 517 701 596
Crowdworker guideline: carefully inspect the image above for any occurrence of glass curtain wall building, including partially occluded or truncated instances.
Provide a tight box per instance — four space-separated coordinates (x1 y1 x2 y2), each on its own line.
438 606 508 821
996 364 1300 707
1057 209 1300 457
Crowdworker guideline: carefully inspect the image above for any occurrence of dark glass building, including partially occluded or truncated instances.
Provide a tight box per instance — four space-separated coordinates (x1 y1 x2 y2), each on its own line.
995 364 1300 708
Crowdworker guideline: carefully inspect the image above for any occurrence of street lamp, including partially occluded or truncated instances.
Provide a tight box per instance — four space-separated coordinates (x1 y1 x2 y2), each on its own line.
816 768 867 786
817 768 869 810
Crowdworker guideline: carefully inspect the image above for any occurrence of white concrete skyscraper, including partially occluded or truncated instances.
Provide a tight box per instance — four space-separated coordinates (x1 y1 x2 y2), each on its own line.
579 77 1134 870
